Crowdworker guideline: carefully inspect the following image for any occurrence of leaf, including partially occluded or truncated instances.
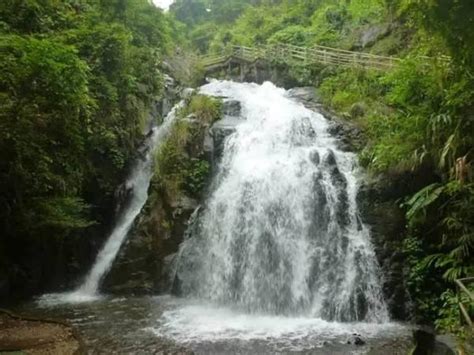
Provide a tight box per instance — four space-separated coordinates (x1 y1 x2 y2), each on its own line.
438 133 455 169
405 183 444 221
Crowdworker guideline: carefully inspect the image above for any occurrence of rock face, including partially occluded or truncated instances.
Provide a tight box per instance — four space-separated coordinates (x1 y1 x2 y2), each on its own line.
103 93 234 294
0 310 82 354
357 24 392 49
358 165 439 321
205 99 243 168
102 191 199 294
287 87 365 151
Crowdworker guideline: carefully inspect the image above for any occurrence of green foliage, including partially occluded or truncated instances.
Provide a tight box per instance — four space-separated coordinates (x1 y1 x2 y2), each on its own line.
404 182 474 281
32 197 95 231
177 0 474 334
435 288 474 337
154 120 192 196
402 236 446 322
182 94 222 124
172 0 393 52
402 181 474 332
404 183 444 222
154 94 221 198
399 0 474 67
0 0 182 248
0 34 93 232
268 25 309 46
183 159 210 195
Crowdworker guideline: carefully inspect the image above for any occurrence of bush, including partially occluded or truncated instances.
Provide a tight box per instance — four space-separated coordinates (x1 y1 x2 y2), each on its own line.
154 94 221 198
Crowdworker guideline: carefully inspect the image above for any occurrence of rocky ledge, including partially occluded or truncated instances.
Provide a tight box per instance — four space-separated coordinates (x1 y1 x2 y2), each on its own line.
0 310 83 354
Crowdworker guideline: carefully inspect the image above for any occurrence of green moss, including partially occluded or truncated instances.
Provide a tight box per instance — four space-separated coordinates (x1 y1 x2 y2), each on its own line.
153 94 222 200
179 94 223 124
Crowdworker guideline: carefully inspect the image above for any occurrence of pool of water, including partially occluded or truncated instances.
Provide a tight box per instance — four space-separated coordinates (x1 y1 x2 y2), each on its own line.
15 295 414 354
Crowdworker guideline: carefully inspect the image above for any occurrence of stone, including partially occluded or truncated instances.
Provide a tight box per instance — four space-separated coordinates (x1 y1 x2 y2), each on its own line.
222 100 241 116
412 327 436 355
171 196 199 218
181 88 195 100
287 87 320 104
357 165 440 321
434 334 457 355
323 150 337 166
358 24 391 48
347 333 366 346
309 150 320 165
210 116 244 162
350 102 366 118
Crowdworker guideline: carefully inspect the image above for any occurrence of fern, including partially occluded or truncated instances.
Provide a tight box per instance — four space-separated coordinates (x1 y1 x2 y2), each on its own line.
404 183 444 221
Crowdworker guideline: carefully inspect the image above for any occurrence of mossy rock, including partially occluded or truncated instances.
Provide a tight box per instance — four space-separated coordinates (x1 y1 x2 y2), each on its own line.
350 102 366 118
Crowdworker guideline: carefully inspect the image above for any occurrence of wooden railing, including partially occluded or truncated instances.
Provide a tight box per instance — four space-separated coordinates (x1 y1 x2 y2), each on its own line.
455 277 474 329
200 43 403 71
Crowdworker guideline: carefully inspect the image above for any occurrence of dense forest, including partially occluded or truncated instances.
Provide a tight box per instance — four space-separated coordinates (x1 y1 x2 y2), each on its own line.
169 0 474 337
0 0 473 351
0 0 184 295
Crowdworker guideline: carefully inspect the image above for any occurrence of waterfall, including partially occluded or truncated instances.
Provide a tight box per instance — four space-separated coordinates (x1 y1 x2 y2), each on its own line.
77 106 180 296
173 81 389 323
38 103 181 305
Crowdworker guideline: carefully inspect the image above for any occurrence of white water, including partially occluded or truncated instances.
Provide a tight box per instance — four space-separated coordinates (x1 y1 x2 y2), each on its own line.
38 104 181 306
151 298 408 353
159 80 390 346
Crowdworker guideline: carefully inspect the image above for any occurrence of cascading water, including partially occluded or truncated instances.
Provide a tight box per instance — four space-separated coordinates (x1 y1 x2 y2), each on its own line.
38 104 181 305
27 81 412 353
173 81 389 323
78 128 170 296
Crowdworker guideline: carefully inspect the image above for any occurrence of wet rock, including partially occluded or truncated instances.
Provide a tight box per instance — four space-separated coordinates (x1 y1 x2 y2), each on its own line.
350 102 366 118
357 165 440 321
309 150 320 165
181 88 195 100
103 93 213 295
0 311 82 354
222 100 241 116
286 88 365 152
114 183 134 217
287 87 320 104
171 196 199 219
160 74 180 118
412 327 436 355
357 24 391 48
210 116 243 162
347 333 366 346
323 150 337 166
434 334 458 355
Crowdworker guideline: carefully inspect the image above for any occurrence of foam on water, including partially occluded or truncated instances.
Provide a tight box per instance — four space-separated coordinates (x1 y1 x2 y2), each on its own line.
151 299 409 352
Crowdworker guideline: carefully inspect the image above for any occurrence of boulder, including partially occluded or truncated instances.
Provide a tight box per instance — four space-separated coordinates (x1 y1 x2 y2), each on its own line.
357 165 440 320
222 99 241 116
287 87 321 105
350 102 366 118
209 115 244 163
358 24 391 49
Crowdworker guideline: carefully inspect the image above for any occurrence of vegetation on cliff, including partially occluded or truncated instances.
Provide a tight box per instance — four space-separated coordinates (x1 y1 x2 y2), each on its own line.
171 0 474 336
153 94 221 199
1 0 472 341
0 0 182 296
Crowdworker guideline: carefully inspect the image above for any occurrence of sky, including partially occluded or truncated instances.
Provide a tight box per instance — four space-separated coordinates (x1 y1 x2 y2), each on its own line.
152 0 174 10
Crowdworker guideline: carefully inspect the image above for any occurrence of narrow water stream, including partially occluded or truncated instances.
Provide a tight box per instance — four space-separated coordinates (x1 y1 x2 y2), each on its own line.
20 81 413 354
36 104 181 304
